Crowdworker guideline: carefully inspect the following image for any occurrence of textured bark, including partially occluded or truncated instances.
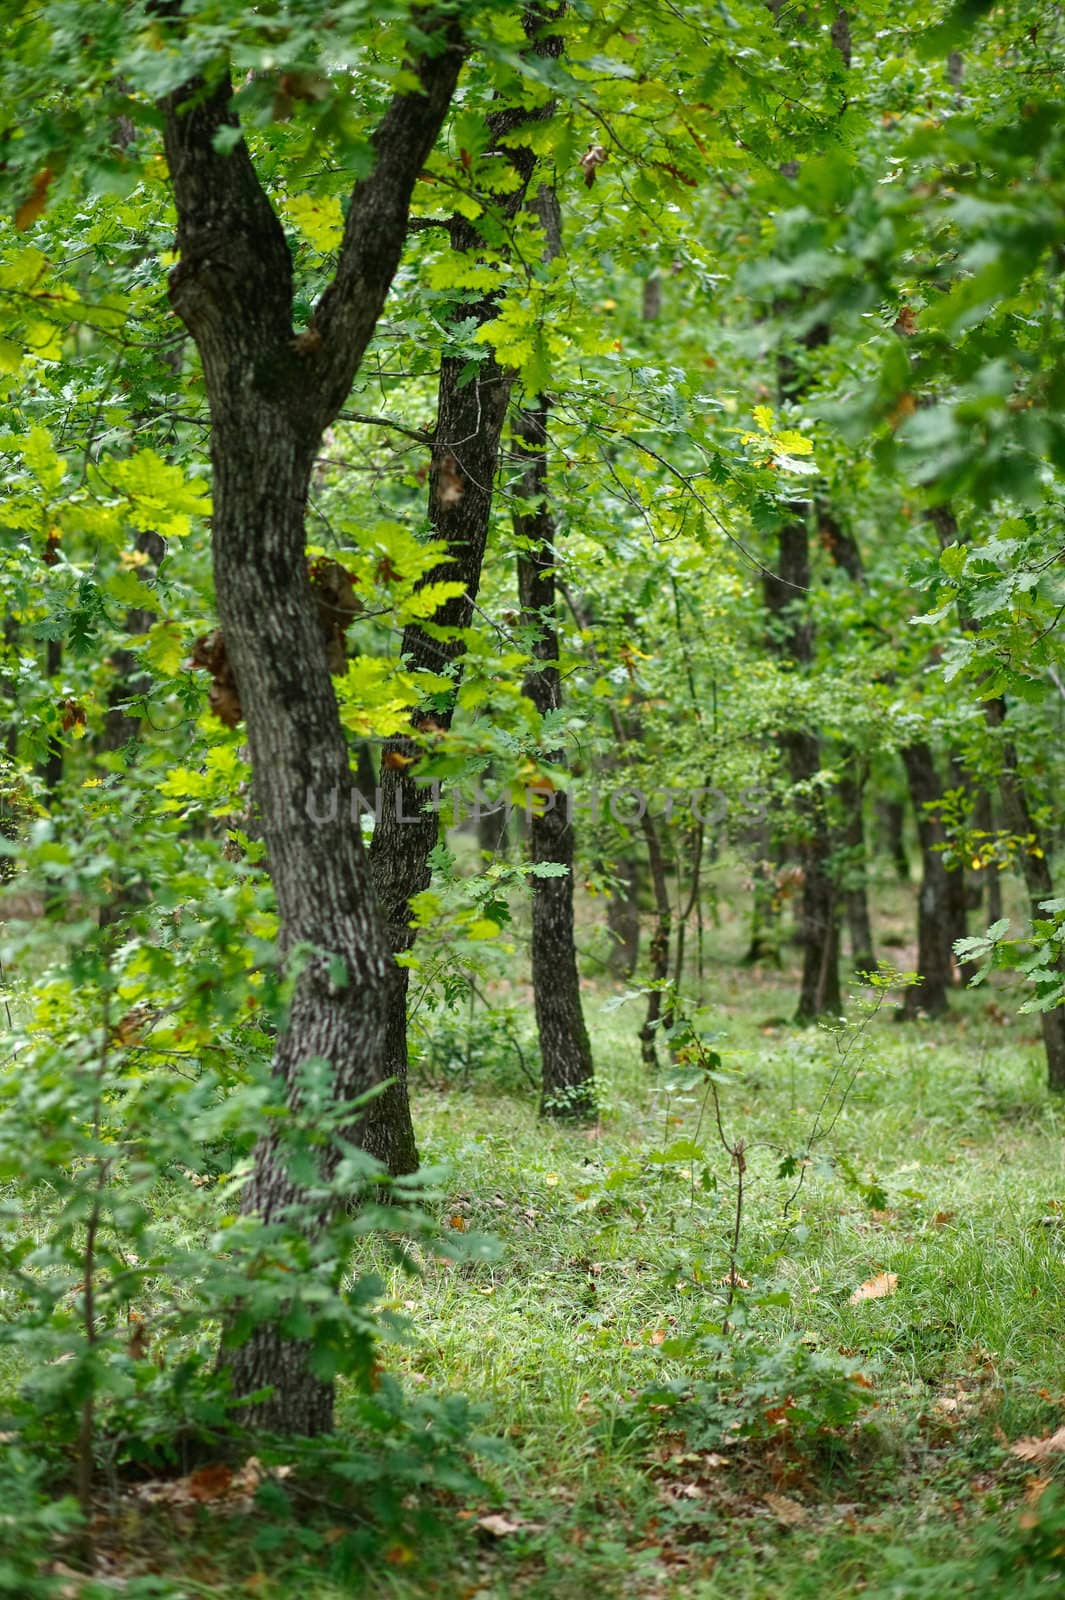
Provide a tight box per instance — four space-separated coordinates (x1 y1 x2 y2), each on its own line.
159 23 465 1433
900 743 953 1019
364 23 561 1169
513 375 594 1115
985 699 1065 1091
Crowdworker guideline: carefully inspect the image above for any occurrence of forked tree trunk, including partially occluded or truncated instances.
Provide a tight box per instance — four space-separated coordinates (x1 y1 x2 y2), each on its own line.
514 389 595 1117
160 23 465 1432
900 742 953 1019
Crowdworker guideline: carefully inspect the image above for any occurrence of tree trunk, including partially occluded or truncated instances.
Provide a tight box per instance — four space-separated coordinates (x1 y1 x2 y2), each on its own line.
972 787 1003 924
606 856 641 977
209 417 402 1436
900 743 953 1019
839 749 876 976
160 25 465 1431
765 515 841 1022
513 351 595 1117
363 34 561 1167
364 336 511 1173
743 824 782 965
881 796 910 881
638 808 674 1066
985 699 1065 1091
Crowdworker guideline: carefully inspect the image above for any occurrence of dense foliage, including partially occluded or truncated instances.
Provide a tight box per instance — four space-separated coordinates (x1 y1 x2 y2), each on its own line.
2 0 1065 1593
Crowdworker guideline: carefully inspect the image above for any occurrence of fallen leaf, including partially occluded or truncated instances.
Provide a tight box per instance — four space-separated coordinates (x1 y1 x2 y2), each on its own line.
186 1463 234 1502
849 1271 898 1305
476 1513 524 1538
764 1493 806 1526
1010 1425 1065 1462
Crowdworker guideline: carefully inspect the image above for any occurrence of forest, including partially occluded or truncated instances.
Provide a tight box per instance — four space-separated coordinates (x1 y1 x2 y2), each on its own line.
1 0 1065 1595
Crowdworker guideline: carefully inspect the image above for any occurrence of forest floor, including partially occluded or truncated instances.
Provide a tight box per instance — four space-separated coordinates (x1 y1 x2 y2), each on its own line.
13 867 1065 1598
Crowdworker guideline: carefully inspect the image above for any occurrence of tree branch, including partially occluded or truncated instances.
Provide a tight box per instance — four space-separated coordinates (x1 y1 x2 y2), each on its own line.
161 72 295 376
310 19 466 425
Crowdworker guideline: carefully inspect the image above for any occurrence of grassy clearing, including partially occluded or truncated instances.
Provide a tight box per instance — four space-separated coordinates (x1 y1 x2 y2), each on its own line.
7 868 1065 1597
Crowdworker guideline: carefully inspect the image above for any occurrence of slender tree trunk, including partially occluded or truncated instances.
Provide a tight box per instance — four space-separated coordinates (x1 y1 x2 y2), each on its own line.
40 638 64 800
365 338 511 1173
638 808 674 1066
839 749 875 975
606 856 640 977
744 824 782 965
765 515 841 1022
972 787 1003 924
160 23 465 1432
900 743 953 1019
364 38 560 1169
512 298 595 1114
986 698 1065 1090
882 797 910 881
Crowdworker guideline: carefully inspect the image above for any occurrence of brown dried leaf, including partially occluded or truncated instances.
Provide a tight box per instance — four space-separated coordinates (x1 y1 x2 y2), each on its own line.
476 1513 523 1538
1010 1425 1065 1462
849 1271 898 1305
764 1493 806 1527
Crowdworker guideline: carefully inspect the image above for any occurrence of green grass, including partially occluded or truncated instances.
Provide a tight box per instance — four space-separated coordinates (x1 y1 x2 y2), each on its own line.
8 865 1065 1597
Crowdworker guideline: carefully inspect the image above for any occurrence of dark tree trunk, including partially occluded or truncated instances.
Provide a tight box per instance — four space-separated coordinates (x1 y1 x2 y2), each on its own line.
364 340 511 1174
606 855 641 977
765 515 841 1022
944 753 970 976
160 25 465 1433
985 698 1065 1091
972 787 1003 924
364 30 560 1168
839 749 875 976
638 807 674 1066
881 796 910 882
900 743 953 1019
513 338 595 1117
743 824 782 965
40 638 64 800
